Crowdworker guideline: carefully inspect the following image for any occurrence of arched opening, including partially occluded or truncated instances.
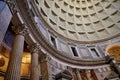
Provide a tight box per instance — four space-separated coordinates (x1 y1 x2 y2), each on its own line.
106 43 120 60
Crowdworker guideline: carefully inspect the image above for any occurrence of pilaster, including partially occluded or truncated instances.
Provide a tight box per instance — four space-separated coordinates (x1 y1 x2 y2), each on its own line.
28 43 40 80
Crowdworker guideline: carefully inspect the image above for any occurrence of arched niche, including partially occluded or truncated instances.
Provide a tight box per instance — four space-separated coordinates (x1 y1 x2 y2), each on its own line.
106 43 120 60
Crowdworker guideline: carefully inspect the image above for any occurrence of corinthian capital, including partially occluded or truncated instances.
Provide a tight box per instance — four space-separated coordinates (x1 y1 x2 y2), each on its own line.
12 24 29 36
4 0 18 14
28 43 40 53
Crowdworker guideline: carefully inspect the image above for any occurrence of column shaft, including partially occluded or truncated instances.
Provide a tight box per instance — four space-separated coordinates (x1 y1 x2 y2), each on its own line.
76 70 82 80
86 70 92 80
5 34 24 80
30 52 39 80
41 55 52 80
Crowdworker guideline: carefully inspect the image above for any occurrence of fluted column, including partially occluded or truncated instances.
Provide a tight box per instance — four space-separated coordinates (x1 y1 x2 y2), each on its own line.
29 43 40 80
5 25 28 80
76 70 82 80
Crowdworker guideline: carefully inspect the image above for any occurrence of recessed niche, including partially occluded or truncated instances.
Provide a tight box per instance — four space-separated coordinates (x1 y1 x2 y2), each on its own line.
107 24 115 28
64 2 68 6
55 2 60 8
67 13 74 22
85 23 91 26
84 23 94 32
68 31 77 39
76 1 80 7
61 9 66 13
68 13 73 17
98 9 104 13
101 0 105 2
88 6 94 13
113 0 117 2
97 11 107 19
69 0 75 5
40 8 47 17
93 21 100 24
82 1 86 5
93 21 104 30
76 7 80 11
112 0 120 10
59 17 65 22
90 13 99 22
49 19 56 25
59 27 67 36
69 5 74 9
44 1 50 8
102 16 109 20
105 4 111 9
88 32 95 34
76 24 82 26
107 24 119 34
78 32 85 34
78 32 88 40
111 11 117 16
75 16 82 23
82 7 87 11
75 15 81 18
68 22 74 25
59 26 66 30
69 30 75 34
110 11 120 22
76 24 84 31
117 20 120 23
51 10 57 16
82 15 90 23
66 22 75 30
98 29 105 32
87 0 91 3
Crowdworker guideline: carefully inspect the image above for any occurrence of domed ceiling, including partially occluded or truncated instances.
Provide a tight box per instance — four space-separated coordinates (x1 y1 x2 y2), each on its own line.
38 0 120 42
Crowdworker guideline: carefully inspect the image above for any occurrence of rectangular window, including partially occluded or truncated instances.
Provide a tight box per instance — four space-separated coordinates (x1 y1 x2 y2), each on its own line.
98 68 102 73
91 48 99 57
71 47 78 57
50 36 56 48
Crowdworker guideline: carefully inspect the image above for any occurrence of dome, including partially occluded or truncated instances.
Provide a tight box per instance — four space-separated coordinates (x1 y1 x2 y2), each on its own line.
38 0 120 42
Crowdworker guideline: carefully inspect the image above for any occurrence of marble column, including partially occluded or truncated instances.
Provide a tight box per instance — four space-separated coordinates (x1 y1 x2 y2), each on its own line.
41 54 52 80
86 70 92 80
5 25 28 80
76 70 82 80
29 43 40 80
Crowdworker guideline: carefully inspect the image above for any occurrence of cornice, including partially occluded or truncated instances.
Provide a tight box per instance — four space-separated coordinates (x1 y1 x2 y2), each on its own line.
14 0 110 68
